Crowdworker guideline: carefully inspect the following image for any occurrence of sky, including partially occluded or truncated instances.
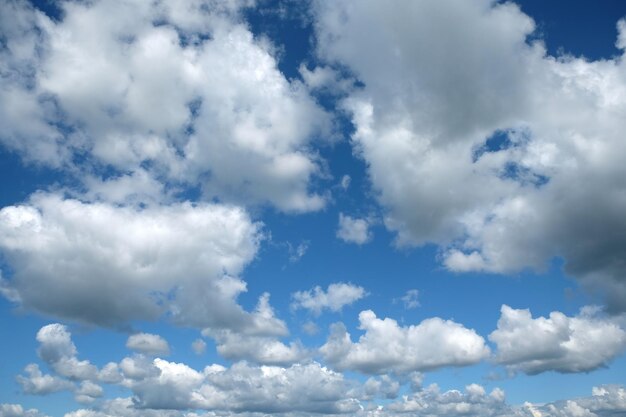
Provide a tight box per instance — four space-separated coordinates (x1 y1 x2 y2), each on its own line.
1 0 626 416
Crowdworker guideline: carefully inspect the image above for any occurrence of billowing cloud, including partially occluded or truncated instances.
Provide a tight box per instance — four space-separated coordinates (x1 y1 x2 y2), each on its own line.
0 193 277 331
16 364 74 395
0 404 50 417
321 310 489 374
126 333 171 357
291 283 367 315
336 213 372 245
490 305 626 374
36 324 98 381
0 0 331 212
313 0 626 312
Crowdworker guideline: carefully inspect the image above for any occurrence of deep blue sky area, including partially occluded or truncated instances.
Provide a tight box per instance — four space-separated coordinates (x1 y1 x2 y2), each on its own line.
2 1 626 416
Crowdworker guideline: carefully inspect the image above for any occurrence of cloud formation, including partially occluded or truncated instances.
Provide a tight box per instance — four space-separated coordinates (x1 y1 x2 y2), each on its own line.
126 333 171 357
321 310 490 374
490 305 626 374
336 213 372 245
291 283 367 315
313 0 626 312
0 193 271 331
0 0 331 212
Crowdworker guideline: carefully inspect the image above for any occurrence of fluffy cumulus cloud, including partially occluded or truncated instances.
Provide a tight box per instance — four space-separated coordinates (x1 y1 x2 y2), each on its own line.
313 0 626 311
321 310 490 374
336 213 372 245
126 333 171 356
0 0 330 212
291 283 367 315
490 305 626 374
0 193 278 331
6 324 626 416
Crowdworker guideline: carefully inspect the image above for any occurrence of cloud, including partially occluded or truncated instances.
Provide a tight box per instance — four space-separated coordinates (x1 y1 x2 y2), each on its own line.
0 404 50 417
0 0 331 212
396 289 420 310
287 240 309 263
126 333 171 357
36 324 98 381
16 364 74 395
191 339 207 355
321 310 489 374
386 383 510 416
337 213 372 245
313 0 626 312
489 305 626 374
291 283 367 315
0 193 280 332
74 381 104 404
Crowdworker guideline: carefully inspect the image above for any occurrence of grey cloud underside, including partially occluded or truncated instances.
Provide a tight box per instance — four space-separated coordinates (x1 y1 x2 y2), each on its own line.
313 0 626 312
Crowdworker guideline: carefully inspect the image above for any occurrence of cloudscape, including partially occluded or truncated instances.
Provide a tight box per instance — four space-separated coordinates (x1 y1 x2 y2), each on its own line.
1 1 626 416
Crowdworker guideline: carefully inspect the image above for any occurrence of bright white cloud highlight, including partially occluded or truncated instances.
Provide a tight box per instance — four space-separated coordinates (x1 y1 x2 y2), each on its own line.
291 283 367 315
321 310 490 374
490 305 626 374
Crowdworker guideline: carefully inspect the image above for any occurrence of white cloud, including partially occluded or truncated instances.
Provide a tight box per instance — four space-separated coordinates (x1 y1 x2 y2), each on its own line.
0 193 278 331
0 0 331 212
396 289 420 309
191 339 207 355
340 175 351 190
74 381 104 404
16 364 74 395
337 213 372 245
287 240 309 263
386 383 510 416
291 283 367 315
313 0 626 312
321 310 489 374
208 331 308 366
0 404 50 417
36 324 98 381
126 333 171 356
489 305 626 374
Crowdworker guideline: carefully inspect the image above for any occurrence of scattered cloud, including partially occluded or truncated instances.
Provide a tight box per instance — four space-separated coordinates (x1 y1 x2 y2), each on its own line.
126 333 171 357
490 305 626 374
287 240 310 263
395 289 420 310
191 339 207 355
292 283 367 315
321 310 490 374
16 364 73 395
337 213 372 245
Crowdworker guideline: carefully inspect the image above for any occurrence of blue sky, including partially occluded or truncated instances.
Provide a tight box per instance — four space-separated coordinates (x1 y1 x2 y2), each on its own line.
1 1 626 416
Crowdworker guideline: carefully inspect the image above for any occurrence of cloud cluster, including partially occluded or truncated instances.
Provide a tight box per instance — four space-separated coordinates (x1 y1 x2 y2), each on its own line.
313 0 626 311
10 321 626 416
321 310 490 374
490 305 626 374
0 0 331 212
291 283 367 315
0 193 274 330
